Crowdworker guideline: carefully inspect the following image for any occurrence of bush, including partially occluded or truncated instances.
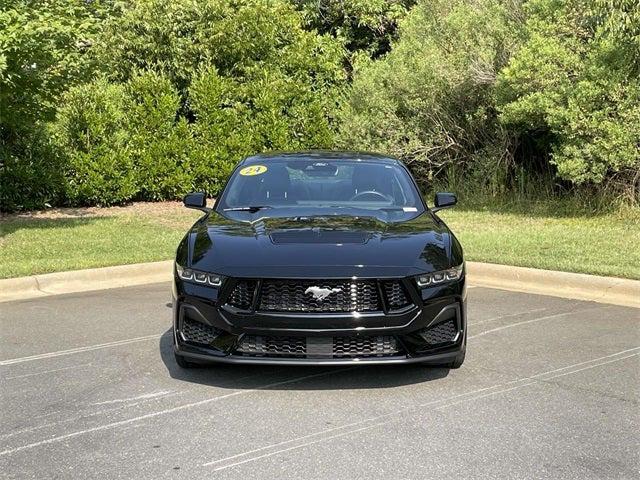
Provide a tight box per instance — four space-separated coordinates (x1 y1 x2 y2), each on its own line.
91 0 345 100
51 73 197 205
51 80 136 205
188 65 337 195
0 127 65 211
496 0 640 200
296 0 416 59
45 0 345 206
126 71 194 200
0 0 118 211
337 0 520 192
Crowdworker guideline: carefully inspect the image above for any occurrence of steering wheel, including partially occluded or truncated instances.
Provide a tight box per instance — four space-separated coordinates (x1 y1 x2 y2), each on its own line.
349 190 391 202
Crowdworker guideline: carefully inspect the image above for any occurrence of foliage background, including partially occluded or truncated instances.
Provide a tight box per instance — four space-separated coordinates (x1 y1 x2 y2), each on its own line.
1 0 638 211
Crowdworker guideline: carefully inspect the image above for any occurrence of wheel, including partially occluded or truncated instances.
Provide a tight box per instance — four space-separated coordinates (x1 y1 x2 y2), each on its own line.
174 352 196 369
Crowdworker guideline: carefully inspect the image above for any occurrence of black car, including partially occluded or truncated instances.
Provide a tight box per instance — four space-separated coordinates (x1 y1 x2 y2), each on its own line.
172 151 466 368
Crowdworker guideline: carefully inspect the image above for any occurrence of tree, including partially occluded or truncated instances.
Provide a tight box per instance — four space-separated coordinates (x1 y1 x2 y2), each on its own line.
0 0 115 130
90 0 345 102
0 0 117 210
296 0 416 59
48 0 346 206
497 0 640 199
337 0 520 191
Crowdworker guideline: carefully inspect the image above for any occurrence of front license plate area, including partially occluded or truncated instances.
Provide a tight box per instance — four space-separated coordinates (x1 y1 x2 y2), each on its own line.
306 337 333 358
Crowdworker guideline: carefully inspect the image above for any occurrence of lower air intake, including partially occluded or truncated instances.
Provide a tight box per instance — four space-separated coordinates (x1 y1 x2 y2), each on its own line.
181 317 222 345
236 335 401 359
333 336 399 358
236 336 306 357
420 319 458 345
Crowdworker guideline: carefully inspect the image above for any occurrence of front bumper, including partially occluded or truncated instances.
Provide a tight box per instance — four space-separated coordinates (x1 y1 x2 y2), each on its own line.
172 276 467 365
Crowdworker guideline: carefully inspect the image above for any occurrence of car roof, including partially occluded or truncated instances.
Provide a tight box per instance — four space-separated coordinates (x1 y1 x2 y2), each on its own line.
240 150 402 165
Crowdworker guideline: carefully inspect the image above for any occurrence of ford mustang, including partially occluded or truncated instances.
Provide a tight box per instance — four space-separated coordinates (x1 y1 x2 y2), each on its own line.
172 151 466 367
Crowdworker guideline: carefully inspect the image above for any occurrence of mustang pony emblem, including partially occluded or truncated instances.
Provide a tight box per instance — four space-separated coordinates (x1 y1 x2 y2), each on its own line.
305 286 342 301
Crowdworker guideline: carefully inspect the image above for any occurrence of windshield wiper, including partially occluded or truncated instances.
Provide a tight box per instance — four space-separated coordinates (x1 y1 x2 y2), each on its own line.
223 205 273 212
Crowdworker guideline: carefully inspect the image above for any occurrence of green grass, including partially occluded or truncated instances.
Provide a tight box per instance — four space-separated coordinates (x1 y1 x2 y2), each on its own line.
0 208 201 279
438 203 640 279
1 202 638 279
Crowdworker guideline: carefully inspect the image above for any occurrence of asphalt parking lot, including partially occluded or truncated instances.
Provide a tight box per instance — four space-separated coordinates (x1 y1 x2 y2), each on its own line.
1 284 638 479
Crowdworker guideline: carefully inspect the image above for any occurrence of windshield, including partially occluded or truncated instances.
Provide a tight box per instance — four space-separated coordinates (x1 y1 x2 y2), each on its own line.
217 158 425 217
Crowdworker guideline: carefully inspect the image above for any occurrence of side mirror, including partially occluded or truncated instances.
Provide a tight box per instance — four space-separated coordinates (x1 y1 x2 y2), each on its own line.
183 192 209 212
432 192 457 213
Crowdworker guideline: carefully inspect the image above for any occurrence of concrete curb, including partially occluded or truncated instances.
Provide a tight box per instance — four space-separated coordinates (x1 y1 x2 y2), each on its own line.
466 262 640 309
0 261 173 303
0 260 638 308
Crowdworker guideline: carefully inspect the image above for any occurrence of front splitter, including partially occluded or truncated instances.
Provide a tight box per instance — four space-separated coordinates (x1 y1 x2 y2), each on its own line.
174 344 461 366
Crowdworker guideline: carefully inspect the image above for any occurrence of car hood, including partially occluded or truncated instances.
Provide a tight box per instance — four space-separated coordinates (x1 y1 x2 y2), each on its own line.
186 211 453 278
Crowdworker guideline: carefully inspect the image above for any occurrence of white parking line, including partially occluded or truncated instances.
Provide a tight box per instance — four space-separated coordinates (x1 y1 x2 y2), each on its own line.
91 391 172 406
0 391 185 440
468 305 611 339
471 307 549 325
0 371 266 441
203 347 640 471
0 334 162 366
435 352 640 411
203 384 503 468
3 363 93 380
2 346 637 460
0 368 354 457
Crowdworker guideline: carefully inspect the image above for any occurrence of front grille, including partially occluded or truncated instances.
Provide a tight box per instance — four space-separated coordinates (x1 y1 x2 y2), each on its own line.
226 278 414 313
420 319 457 345
236 336 306 357
259 279 380 313
382 281 411 310
333 336 399 358
236 335 401 359
227 280 256 310
181 317 222 345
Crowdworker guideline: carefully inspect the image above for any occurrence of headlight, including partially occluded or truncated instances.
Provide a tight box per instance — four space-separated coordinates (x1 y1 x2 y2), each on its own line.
416 264 463 287
176 264 222 287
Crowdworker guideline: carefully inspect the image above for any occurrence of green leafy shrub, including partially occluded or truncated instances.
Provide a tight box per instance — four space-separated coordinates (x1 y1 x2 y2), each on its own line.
126 71 194 200
497 0 640 199
0 127 64 211
86 0 343 199
51 80 137 205
296 0 416 59
0 0 115 131
0 0 118 211
91 0 345 99
188 65 337 195
337 0 520 191
45 0 345 206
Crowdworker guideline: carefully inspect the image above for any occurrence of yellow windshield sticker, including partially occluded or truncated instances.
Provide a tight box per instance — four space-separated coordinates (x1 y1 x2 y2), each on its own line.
239 165 267 176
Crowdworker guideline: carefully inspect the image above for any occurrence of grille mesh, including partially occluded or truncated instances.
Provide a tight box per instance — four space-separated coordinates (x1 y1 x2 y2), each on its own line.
236 335 400 358
181 317 222 345
259 280 380 313
382 281 411 310
236 336 306 357
420 319 457 345
333 336 399 358
227 280 256 310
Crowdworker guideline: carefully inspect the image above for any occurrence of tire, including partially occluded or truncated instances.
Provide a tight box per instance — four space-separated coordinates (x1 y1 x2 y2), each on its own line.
174 352 196 369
